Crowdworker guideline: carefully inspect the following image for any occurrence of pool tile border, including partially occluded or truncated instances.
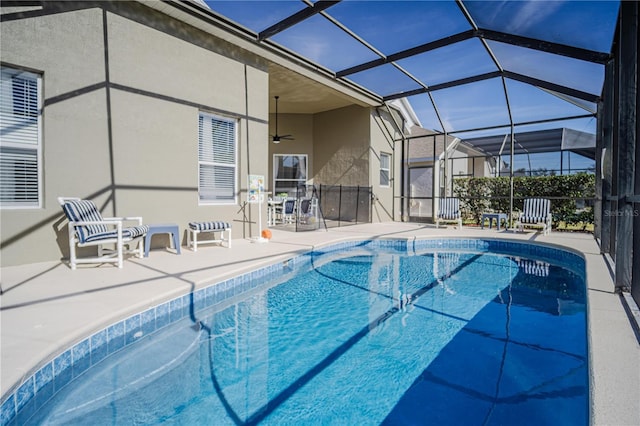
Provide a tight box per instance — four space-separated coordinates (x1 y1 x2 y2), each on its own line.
0 237 585 425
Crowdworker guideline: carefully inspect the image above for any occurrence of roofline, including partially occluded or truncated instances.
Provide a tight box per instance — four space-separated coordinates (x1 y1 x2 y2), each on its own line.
388 98 422 131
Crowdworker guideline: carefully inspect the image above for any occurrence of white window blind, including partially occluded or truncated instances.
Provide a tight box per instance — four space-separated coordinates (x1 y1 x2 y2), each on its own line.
198 112 237 204
380 152 391 187
0 67 42 208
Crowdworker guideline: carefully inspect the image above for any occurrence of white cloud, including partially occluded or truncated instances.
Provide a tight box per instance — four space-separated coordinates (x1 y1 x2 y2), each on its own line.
504 0 565 34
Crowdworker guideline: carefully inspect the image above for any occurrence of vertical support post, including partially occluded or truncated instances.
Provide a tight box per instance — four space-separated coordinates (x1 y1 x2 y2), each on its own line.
257 197 263 237
600 60 615 253
595 98 604 242
443 132 449 197
355 185 360 224
509 127 515 229
634 2 640 306
432 135 437 220
338 185 343 227
614 0 638 292
401 132 406 221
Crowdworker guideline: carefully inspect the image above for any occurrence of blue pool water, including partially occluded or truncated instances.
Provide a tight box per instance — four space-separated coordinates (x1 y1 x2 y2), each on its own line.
21 244 587 425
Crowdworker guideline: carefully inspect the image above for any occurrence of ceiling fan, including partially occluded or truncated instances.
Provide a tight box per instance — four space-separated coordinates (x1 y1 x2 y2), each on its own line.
271 96 294 143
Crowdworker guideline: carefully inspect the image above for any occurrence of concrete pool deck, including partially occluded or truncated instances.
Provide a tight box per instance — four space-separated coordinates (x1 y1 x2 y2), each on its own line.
1 222 639 425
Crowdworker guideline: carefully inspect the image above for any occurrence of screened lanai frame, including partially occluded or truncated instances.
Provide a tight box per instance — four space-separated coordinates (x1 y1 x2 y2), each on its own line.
204 0 614 129
202 0 617 219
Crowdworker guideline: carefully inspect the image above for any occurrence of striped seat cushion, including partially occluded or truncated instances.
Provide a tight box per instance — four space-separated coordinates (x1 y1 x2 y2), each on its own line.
83 225 149 243
521 216 547 224
62 199 108 243
438 198 460 220
189 221 231 231
62 199 148 243
521 198 550 223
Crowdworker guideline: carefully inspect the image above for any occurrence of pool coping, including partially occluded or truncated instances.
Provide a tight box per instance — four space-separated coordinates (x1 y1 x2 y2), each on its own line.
3 223 640 424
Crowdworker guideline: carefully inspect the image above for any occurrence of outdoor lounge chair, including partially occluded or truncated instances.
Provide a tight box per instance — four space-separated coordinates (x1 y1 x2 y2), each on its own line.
515 198 552 235
436 197 462 229
58 197 148 269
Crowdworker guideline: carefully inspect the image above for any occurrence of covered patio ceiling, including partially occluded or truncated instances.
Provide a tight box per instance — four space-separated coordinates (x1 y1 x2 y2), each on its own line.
193 0 619 142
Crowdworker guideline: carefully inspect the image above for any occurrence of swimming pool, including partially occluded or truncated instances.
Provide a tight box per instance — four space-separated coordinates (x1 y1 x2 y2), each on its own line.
2 239 588 425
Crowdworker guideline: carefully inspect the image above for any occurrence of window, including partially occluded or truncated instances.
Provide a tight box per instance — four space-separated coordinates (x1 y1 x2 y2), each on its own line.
273 154 308 196
198 112 237 204
380 152 391 187
0 67 42 208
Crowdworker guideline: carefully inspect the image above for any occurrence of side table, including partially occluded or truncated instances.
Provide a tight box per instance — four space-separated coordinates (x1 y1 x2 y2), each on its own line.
481 213 508 231
144 223 181 257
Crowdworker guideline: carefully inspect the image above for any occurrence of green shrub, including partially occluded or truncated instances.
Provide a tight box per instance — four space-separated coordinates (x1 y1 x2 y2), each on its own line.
453 173 595 228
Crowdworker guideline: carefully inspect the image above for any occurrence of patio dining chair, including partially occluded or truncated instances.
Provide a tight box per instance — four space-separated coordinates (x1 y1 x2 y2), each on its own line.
298 197 318 224
282 198 296 224
515 198 552 235
58 197 148 269
436 197 462 229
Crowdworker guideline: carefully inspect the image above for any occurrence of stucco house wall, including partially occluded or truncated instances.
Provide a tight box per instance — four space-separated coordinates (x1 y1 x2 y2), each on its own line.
1 1 406 266
370 107 403 222
0 2 270 266
313 105 370 187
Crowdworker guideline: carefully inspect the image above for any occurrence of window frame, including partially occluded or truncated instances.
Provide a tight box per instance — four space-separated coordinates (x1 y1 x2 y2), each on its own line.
380 151 391 187
197 111 238 206
272 154 308 197
0 66 43 209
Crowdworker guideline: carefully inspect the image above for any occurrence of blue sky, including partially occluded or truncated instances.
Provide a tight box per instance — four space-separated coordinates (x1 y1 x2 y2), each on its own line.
205 0 619 168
